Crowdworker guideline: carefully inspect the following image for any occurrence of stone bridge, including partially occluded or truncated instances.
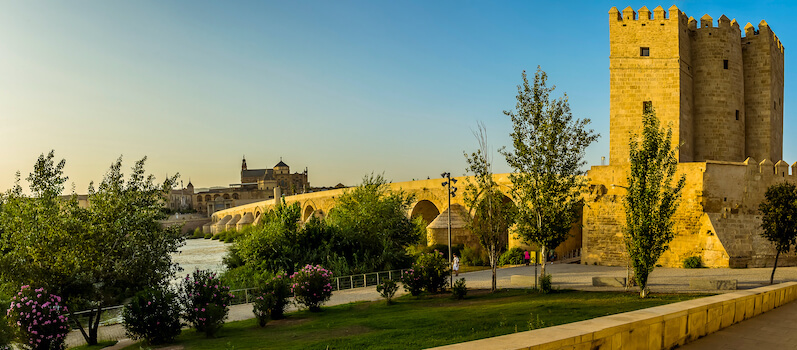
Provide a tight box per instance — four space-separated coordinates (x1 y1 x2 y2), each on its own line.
204 173 584 261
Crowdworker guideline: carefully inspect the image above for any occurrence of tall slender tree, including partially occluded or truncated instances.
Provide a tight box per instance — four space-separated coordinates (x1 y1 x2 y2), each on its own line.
463 123 516 292
759 182 797 284
623 111 685 298
500 67 598 277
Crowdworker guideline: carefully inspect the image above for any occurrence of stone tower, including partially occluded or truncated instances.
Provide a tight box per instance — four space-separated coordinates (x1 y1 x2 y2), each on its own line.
608 6 784 164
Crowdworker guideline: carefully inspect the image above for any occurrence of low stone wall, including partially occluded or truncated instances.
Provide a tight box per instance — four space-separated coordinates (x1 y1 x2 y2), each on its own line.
430 282 797 350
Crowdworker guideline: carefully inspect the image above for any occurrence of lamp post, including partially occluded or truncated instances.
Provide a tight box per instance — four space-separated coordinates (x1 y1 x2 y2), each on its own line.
441 172 458 287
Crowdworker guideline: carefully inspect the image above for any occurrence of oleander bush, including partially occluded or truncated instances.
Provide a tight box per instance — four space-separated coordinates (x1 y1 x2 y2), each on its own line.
0 299 14 350
400 268 424 296
291 265 333 312
252 272 292 326
122 287 182 345
6 285 70 350
179 270 234 338
416 250 450 293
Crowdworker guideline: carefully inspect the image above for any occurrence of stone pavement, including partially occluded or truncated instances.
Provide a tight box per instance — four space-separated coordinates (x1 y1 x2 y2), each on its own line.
679 297 797 349
65 263 797 348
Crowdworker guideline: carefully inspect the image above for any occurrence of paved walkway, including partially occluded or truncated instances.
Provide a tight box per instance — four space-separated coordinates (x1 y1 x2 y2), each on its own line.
65 263 797 349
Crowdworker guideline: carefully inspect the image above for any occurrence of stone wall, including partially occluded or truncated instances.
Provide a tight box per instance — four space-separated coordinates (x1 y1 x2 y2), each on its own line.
584 160 797 268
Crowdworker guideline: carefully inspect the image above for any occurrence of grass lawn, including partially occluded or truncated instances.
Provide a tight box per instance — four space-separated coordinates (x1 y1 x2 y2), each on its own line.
123 289 706 350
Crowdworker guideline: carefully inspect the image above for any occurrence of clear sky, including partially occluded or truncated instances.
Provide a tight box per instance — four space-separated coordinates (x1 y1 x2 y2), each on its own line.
1 1 795 193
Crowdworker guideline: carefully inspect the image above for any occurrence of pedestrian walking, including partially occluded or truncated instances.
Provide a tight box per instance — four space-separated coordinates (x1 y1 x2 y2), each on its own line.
452 254 460 276
524 250 530 266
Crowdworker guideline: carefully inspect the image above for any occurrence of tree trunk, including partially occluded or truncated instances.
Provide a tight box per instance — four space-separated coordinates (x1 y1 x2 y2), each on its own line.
540 246 547 277
490 245 498 292
87 304 103 345
639 287 648 298
771 251 780 284
68 309 90 344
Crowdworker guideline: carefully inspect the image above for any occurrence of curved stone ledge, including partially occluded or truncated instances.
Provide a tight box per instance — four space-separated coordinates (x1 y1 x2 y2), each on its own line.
429 282 797 350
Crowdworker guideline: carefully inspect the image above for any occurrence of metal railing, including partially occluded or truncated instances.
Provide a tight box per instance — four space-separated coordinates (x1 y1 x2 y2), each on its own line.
71 268 410 321
227 268 408 305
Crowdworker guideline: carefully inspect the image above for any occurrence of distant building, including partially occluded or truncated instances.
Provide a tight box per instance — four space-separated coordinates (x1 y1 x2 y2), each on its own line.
191 157 312 217
166 181 195 213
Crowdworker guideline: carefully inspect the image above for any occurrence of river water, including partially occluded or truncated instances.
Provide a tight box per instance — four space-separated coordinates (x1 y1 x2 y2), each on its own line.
171 238 231 281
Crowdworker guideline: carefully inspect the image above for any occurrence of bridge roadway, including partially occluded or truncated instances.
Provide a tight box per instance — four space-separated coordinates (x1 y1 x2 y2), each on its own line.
70 263 797 349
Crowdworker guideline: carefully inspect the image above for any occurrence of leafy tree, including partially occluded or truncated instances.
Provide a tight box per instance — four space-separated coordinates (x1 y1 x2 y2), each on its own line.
326 174 423 273
759 182 797 284
0 152 184 344
233 201 310 275
464 124 516 292
226 174 422 280
623 111 685 298
500 67 598 277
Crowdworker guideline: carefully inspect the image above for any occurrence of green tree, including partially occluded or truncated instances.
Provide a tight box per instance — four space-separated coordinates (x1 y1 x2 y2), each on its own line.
759 182 797 284
0 152 184 345
463 124 516 292
623 111 685 298
326 174 423 273
233 201 319 274
500 67 598 277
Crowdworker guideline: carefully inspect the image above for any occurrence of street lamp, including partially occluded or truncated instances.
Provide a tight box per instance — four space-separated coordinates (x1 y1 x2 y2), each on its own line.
441 172 458 287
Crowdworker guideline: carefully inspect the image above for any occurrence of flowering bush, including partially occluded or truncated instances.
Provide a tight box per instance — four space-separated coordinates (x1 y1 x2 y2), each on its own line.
291 265 333 312
416 250 451 293
6 285 70 350
376 278 399 304
0 299 11 350
252 273 292 326
400 268 424 296
179 270 234 337
122 287 182 344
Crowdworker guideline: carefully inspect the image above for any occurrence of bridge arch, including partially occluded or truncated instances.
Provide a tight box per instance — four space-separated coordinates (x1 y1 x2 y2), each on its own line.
303 204 315 222
410 200 441 227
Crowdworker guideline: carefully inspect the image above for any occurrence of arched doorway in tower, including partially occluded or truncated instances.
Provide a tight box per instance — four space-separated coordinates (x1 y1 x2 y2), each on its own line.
410 200 441 227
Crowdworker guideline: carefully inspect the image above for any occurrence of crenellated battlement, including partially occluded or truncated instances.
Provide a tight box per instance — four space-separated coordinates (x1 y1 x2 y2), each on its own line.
740 158 797 178
608 5 688 23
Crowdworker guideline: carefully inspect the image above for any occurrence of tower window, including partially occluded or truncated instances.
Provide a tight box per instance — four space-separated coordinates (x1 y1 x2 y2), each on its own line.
723 60 729 69
640 47 650 56
735 110 739 120
643 101 653 114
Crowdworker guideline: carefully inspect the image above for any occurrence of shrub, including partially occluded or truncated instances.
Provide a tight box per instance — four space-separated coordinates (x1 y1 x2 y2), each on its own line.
462 246 488 266
683 256 703 269
192 228 204 239
179 270 234 337
122 287 182 344
211 234 220 240
376 278 399 304
0 299 14 350
6 285 70 350
401 268 424 296
291 265 333 312
204 233 213 239
423 244 463 260
499 247 526 266
538 274 552 293
451 278 467 300
416 250 450 293
259 273 292 320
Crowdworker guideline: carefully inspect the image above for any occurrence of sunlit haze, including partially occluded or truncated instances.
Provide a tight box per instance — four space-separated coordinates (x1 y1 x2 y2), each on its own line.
2 0 796 193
